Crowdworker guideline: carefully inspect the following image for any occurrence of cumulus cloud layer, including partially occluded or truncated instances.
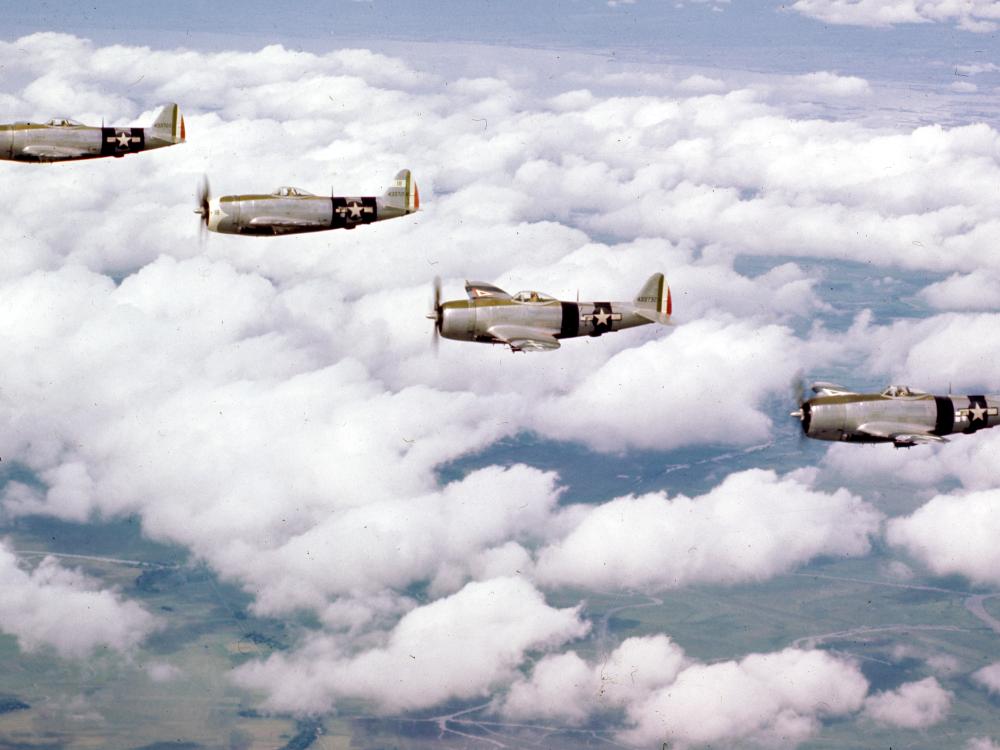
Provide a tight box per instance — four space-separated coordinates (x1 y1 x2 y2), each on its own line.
232 576 589 713
535 469 882 590
972 662 1000 695
862 677 952 729
0 541 157 657
622 647 870 747
0 32 996 733
886 490 1000 585
503 637 871 747
792 0 1000 32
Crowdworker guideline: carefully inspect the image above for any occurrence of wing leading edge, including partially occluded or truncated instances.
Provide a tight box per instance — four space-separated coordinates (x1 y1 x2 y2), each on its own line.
22 145 90 159
486 324 560 352
856 422 948 446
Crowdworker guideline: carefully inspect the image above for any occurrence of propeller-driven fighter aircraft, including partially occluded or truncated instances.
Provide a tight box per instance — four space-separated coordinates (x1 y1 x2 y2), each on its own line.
427 273 671 352
195 169 419 236
791 382 1000 447
0 104 185 162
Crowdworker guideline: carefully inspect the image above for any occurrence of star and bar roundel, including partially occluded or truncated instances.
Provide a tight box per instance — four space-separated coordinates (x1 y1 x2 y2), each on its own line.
957 395 998 433
581 302 622 336
332 197 378 228
100 127 145 156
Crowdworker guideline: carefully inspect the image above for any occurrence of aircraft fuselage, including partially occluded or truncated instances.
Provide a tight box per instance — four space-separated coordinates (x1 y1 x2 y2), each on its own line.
208 195 395 235
799 393 1000 445
439 298 651 344
1 124 170 162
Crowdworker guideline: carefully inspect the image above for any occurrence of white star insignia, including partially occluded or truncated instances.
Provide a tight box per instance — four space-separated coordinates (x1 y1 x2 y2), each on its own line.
594 310 611 325
115 130 132 148
969 403 987 421
347 201 363 218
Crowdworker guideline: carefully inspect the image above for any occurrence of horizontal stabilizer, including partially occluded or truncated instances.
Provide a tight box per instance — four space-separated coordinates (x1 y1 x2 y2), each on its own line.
636 309 672 325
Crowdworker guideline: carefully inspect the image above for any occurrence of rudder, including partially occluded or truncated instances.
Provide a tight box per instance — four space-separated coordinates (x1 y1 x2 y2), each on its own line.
634 272 671 324
149 103 185 144
383 169 419 214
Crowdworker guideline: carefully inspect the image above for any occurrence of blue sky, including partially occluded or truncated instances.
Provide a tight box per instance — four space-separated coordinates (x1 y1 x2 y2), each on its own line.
4 0 995 81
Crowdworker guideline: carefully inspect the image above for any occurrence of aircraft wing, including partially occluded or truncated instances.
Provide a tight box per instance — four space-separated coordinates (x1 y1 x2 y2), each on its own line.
21 144 90 158
486 324 560 352
246 216 330 235
248 216 328 229
856 422 948 445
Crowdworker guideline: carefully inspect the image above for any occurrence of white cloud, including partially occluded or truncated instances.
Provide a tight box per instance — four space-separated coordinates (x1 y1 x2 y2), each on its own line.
677 74 727 93
0 541 158 658
791 0 1000 32
532 321 806 452
0 32 996 726
919 271 1000 311
502 635 687 723
535 469 882 590
502 651 596 723
862 677 952 729
926 654 962 676
823 417 1000 493
622 647 869 747
503 639 872 747
955 63 1000 76
968 738 1000 750
792 71 871 97
231 577 589 714
886 489 1000 585
239 464 561 614
853 311 1000 393
972 661 1000 695
951 80 979 93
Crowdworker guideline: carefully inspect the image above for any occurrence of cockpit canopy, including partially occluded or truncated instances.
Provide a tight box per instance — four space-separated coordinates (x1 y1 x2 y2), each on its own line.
881 385 926 398
512 291 555 303
44 118 83 127
272 186 313 197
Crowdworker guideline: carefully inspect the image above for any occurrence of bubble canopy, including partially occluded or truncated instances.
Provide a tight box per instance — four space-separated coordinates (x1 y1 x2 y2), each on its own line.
272 186 314 197
512 291 555 303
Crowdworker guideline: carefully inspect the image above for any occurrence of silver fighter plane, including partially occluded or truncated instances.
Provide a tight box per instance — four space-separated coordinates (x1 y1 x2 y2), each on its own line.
791 382 1000 447
1 104 185 162
427 273 671 352
196 169 419 236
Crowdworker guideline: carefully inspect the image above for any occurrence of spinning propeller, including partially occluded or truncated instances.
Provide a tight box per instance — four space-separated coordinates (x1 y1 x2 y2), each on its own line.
195 175 211 240
789 372 811 438
426 276 442 353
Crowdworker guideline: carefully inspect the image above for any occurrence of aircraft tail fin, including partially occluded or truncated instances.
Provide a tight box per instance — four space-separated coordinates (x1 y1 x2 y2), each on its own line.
149 103 186 144
382 169 420 214
634 272 671 325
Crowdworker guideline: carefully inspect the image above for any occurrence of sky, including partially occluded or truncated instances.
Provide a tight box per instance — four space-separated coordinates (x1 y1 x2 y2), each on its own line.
2 2 1000 749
